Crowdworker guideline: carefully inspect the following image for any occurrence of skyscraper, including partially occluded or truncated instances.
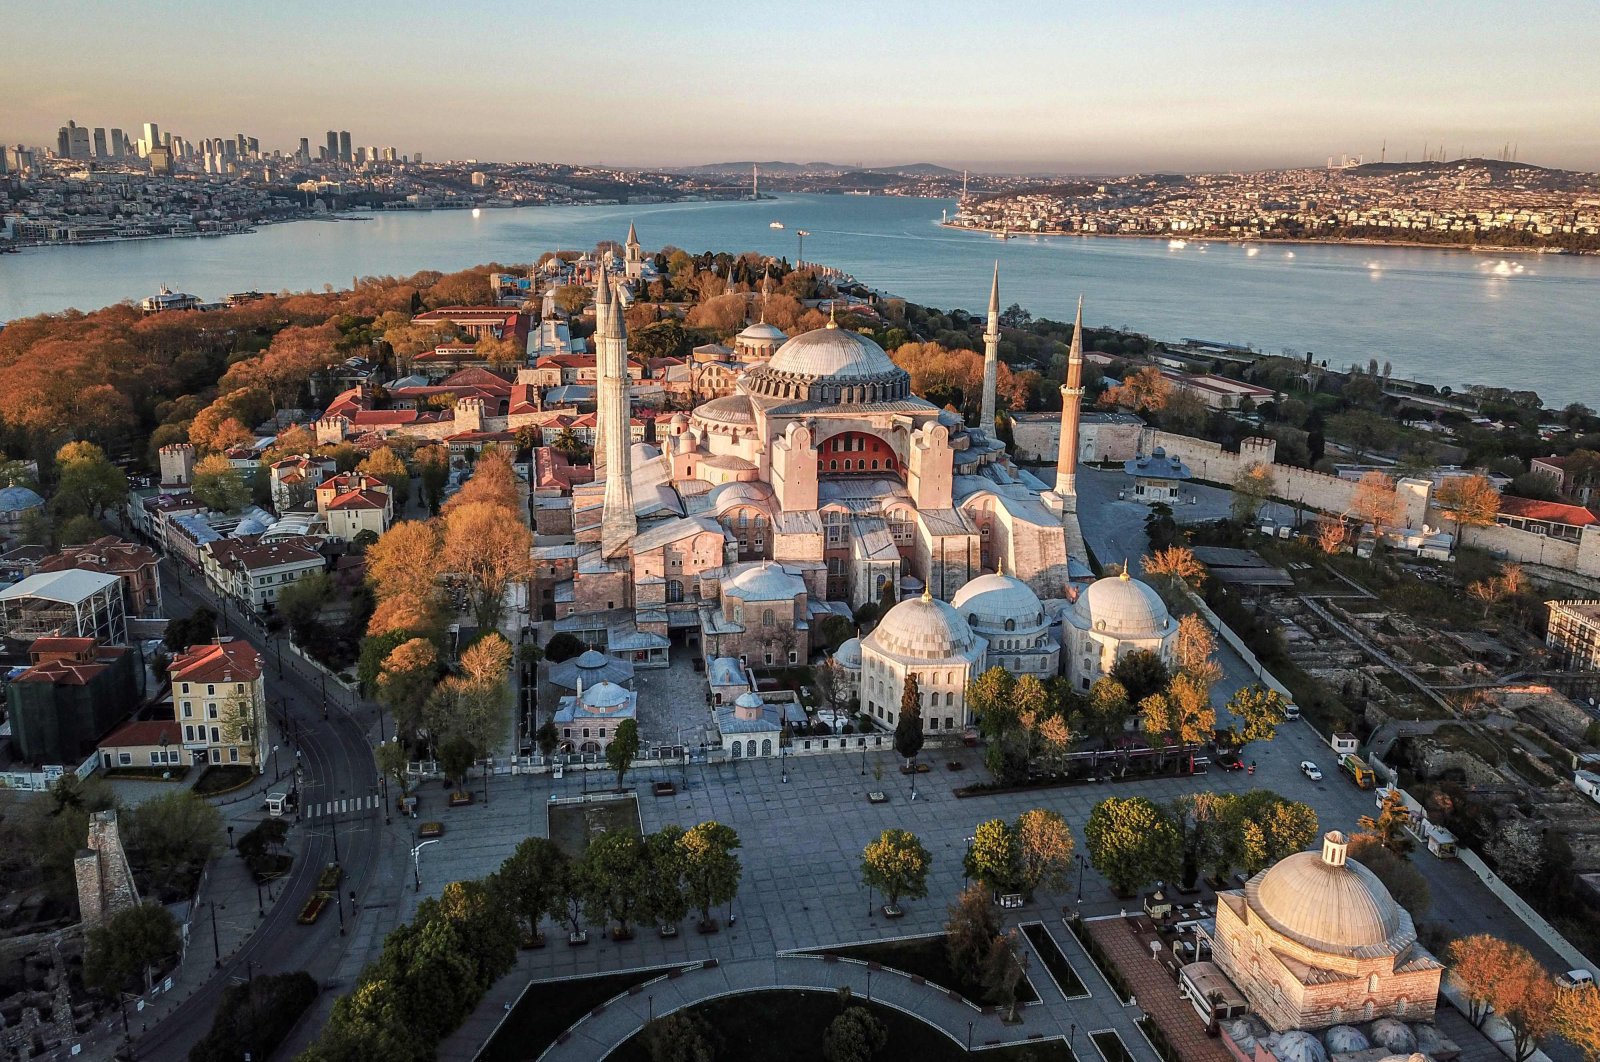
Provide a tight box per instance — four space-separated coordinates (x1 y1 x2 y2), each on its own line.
109 129 126 157
338 130 351 163
142 122 160 152
92 128 107 158
298 137 310 163
325 130 338 161
57 121 91 160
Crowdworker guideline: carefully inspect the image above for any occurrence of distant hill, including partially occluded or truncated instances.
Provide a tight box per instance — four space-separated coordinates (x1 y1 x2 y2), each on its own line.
1346 158 1565 178
677 161 851 176
865 163 961 177
978 180 1099 204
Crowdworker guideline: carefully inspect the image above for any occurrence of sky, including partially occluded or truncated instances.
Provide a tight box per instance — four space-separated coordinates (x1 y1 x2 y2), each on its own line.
4 0 1599 174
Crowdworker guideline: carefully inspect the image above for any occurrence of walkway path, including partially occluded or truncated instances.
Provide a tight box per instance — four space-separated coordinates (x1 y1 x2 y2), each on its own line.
1297 595 1455 713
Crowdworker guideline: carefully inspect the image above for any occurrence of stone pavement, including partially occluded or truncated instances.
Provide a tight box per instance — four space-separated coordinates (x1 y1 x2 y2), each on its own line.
1087 916 1231 1062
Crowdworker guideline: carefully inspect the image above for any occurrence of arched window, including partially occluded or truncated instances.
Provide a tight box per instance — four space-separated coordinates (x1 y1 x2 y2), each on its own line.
746 740 757 758
731 740 742 758
1005 618 1016 632
762 608 775 627
1395 997 1409 1017
732 603 743 623
1367 973 1379 993
761 739 773 757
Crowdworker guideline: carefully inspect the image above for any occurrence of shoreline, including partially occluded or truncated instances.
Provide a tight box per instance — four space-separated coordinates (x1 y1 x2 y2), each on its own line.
937 221 1593 257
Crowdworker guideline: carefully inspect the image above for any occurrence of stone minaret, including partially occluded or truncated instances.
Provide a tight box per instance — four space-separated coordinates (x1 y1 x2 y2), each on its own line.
980 263 1000 439
592 266 615 477
1054 296 1086 506
598 276 637 559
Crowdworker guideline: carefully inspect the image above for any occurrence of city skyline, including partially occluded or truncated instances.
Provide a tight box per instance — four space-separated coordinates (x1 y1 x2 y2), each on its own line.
4 0 1599 173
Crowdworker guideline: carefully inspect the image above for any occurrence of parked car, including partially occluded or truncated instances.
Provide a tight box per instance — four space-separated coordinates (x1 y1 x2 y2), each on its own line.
1300 760 1323 781
1559 969 1595 990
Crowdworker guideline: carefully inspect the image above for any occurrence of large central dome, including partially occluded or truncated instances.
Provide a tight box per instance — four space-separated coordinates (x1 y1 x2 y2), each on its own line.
740 321 914 405
767 322 899 379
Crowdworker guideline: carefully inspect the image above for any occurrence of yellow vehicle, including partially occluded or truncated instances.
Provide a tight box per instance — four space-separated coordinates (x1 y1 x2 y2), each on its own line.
1340 753 1376 789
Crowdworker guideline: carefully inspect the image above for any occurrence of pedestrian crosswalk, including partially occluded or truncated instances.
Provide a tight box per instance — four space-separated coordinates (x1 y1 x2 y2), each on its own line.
303 794 382 818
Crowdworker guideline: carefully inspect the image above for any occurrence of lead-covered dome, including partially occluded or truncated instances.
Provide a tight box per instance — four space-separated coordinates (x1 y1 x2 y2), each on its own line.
1075 569 1172 637
722 561 805 602
1248 832 1406 955
867 588 982 662
737 321 788 343
952 573 1045 634
768 321 897 378
740 321 915 405
0 485 44 513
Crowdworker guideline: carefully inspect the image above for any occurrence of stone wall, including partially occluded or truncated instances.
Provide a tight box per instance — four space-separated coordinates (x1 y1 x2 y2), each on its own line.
73 809 138 932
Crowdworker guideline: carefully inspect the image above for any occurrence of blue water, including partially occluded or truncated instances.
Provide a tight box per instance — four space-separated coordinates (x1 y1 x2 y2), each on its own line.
2 194 1597 404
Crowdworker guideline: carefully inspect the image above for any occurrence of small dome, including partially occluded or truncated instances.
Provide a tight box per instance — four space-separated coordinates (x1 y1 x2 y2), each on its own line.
951 573 1045 633
766 323 898 380
1250 832 1405 954
834 636 862 670
1075 570 1172 637
581 681 629 710
1367 1020 1417 1054
575 649 609 670
695 394 756 425
737 321 788 342
1323 1027 1371 1053
868 589 981 662
1271 1031 1329 1062
709 480 775 515
723 561 804 602
232 516 268 537
0 485 45 512
1411 1026 1444 1055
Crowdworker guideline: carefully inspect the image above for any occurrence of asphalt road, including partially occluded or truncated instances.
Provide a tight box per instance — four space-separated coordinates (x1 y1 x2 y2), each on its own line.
135 559 388 1062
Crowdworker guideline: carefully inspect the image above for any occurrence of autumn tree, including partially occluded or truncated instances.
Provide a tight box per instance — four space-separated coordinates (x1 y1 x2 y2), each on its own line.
1360 788 1416 854
52 441 127 520
1435 474 1501 544
377 638 441 740
1225 684 1289 749
442 500 534 634
1491 943 1559 1061
1015 808 1075 899
1231 461 1275 524
1084 796 1180 896
1082 676 1132 742
426 633 512 779
366 520 446 609
191 454 251 513
1173 613 1222 689
473 333 525 373
1555 983 1600 1062
678 821 742 927
1450 934 1516 1026
1315 517 1351 555
945 883 1002 978
552 285 590 319
861 828 932 909
963 818 1022 895
1143 546 1204 593
1099 365 1170 414
358 446 412 509
1352 470 1401 530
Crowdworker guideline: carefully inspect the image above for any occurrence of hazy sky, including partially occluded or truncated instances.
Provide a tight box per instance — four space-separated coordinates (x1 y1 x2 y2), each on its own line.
5 0 1599 173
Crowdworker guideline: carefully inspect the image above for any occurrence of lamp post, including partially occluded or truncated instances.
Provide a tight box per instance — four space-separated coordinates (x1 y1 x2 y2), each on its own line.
1076 853 1086 905
967 1021 974 1056
412 838 442 892
209 902 221 968
796 230 810 265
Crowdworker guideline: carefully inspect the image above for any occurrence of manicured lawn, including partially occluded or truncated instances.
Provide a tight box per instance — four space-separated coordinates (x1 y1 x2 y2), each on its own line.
610 990 1074 1062
479 965 690 1062
547 796 642 859
814 933 1039 1007
193 765 255 796
1022 923 1088 998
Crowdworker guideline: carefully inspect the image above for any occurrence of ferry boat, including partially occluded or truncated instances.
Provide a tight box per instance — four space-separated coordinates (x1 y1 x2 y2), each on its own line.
769 221 785 229
992 227 1011 240
140 285 202 314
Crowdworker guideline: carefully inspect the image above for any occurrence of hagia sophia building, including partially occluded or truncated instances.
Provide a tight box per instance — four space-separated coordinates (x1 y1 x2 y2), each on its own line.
535 232 1182 740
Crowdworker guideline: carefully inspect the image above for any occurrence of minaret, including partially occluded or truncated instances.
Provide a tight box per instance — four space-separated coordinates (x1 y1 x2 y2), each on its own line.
625 221 641 267
1054 296 1085 506
599 275 637 558
592 265 615 477
980 262 1000 438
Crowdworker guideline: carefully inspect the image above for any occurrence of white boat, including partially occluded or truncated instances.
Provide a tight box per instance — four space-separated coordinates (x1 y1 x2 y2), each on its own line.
769 221 785 229
992 228 1011 240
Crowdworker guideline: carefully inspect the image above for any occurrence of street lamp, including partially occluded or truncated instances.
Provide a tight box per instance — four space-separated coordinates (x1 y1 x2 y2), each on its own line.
412 838 442 892
1076 853 1086 905
796 230 810 265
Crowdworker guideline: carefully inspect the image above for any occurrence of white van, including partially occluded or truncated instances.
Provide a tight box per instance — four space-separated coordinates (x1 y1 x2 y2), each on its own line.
1283 703 1301 721
1559 970 1594 990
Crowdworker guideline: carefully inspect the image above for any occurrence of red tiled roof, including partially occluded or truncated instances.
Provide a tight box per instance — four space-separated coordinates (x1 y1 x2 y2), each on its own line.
232 539 323 571
170 639 262 683
327 488 390 511
1498 495 1599 526
348 410 421 426
30 636 96 656
15 659 106 685
100 719 182 749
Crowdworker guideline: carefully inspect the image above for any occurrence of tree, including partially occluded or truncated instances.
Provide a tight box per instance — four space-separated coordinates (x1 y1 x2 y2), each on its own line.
358 446 412 509
678 821 741 927
1436 474 1501 544
1555 983 1600 1062
191 453 250 513
52 440 127 519
1347 834 1430 915
437 734 477 791
1491 944 1559 1062
552 285 590 318
1082 676 1132 742
544 632 585 663
1450 934 1517 1027
415 444 450 514
58 513 103 545
84 903 180 994
442 500 534 634
1225 684 1288 748
579 830 648 938
366 520 445 607
894 674 924 766
1099 366 1170 414
377 638 441 741
1173 613 1222 689
1315 517 1351 555
814 613 855 654
428 633 513 776
164 607 217 652
1142 546 1203 593
1360 788 1416 854
1084 796 1180 896
607 718 641 789
277 571 332 643
1231 791 1318 875
1231 461 1275 524
124 790 225 892
1352 470 1400 529
1111 650 1170 705
647 1011 718 1062
964 817 1021 894
860 828 931 909
945 883 1002 979
537 720 560 759
640 825 690 929
493 836 566 942
376 739 412 804
981 929 1030 1022
823 1007 887 1062
1015 808 1075 899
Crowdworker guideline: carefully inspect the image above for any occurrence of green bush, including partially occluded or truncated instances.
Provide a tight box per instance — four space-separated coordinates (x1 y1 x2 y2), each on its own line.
189 971 317 1062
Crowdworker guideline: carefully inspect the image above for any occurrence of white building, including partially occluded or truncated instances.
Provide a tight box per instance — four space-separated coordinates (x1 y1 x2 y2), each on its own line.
951 572 1058 679
715 691 794 759
859 587 987 735
1060 569 1178 691
0 569 127 646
